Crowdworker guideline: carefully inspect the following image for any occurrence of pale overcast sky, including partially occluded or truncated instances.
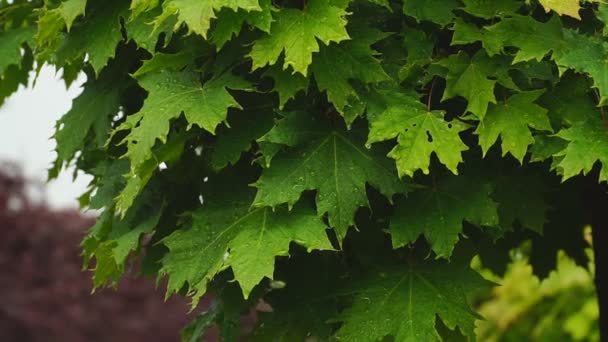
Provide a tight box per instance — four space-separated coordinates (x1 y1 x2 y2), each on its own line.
0 66 90 209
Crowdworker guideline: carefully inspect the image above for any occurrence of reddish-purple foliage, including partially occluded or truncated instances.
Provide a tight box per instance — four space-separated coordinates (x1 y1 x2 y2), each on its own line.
0 163 195 341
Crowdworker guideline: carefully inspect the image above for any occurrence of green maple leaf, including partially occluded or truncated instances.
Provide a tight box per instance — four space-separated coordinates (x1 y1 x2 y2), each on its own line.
555 117 608 182
130 0 160 18
539 0 581 19
492 169 548 234
158 0 261 38
211 106 275 170
402 0 459 26
476 90 552 163
53 58 133 172
460 0 521 19
438 51 507 119
0 26 34 76
252 253 341 341
487 15 565 63
118 69 250 179
249 0 350 75
116 130 189 214
335 260 490 341
211 0 273 49
367 88 470 177
455 15 565 64
113 69 250 214
389 175 499 258
54 2 127 74
539 72 598 127
125 7 177 51
254 110 329 168
160 192 332 304
83 189 163 288
263 64 309 109
311 27 390 114
253 114 407 239
36 0 86 48
553 30 608 105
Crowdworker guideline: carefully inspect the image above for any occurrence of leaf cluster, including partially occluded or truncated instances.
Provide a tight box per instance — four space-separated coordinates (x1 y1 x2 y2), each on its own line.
0 0 605 340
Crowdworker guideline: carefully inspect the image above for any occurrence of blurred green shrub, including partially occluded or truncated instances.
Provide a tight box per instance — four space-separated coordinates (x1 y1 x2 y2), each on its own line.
474 229 598 341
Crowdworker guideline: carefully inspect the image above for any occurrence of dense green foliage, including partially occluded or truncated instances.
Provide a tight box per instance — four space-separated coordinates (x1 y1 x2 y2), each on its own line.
0 0 605 340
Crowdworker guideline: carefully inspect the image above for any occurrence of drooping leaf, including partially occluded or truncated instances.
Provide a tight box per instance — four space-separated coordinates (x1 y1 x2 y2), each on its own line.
83 187 163 288
160 189 332 304
460 0 521 19
36 0 86 48
54 2 127 74
157 0 261 38
53 56 134 173
210 0 273 49
389 174 499 258
249 0 350 75
130 0 159 18
453 15 565 64
475 90 552 163
311 27 390 115
335 259 490 341
118 69 250 180
402 0 459 26
0 26 35 75
263 64 309 109
554 116 608 182
437 51 503 119
553 30 608 105
211 105 275 170
492 168 548 234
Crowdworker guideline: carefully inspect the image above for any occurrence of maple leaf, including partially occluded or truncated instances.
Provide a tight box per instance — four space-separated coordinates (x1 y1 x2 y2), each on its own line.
553 30 608 105
367 88 470 177
116 131 189 214
539 0 581 19
539 72 598 127
158 0 261 38
476 90 552 163
437 51 504 119
211 105 275 170
460 0 521 19
311 27 390 114
83 189 163 288
263 64 309 109
402 0 459 26
389 175 499 258
54 2 127 75
160 190 332 304
125 7 177 51
118 70 250 176
36 0 86 47
253 113 407 239
130 0 160 18
211 0 273 49
492 169 548 234
453 15 565 64
53 58 133 173
335 260 490 341
249 0 350 75
0 26 34 75
554 117 608 182
252 253 341 341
